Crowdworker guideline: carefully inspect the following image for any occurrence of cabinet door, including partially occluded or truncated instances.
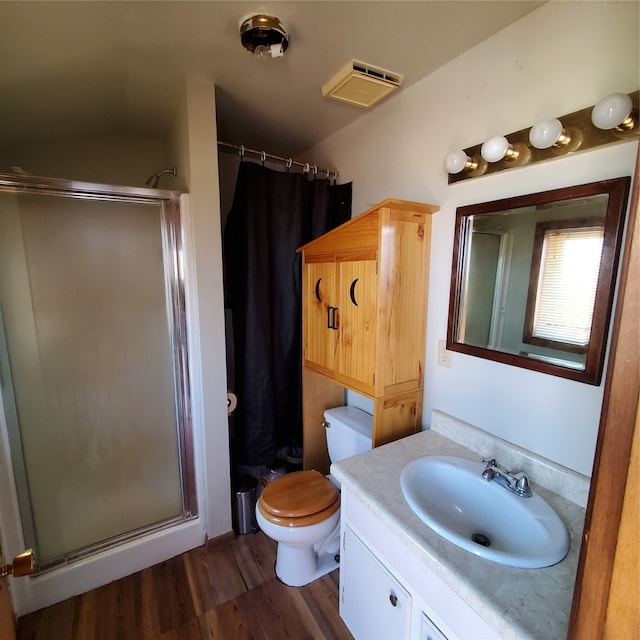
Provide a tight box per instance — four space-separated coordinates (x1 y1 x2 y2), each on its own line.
303 260 337 374
336 259 377 390
341 526 411 639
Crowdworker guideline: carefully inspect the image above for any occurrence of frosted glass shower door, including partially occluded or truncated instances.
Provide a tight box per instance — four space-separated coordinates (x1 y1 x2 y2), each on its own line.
0 189 193 569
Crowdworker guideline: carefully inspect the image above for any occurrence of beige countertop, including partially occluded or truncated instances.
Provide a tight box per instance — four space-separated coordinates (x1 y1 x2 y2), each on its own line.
331 411 588 640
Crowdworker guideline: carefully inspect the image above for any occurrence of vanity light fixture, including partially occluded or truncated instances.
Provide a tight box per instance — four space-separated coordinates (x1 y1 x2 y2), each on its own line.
444 150 487 177
529 118 583 154
480 136 531 165
591 92 636 131
529 119 569 149
446 90 638 183
481 136 514 162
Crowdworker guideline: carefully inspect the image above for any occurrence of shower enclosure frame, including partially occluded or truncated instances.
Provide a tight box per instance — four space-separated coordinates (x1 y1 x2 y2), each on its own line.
0 173 197 572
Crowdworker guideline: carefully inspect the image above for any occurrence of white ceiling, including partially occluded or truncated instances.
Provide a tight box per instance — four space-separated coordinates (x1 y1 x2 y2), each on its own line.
0 1 544 157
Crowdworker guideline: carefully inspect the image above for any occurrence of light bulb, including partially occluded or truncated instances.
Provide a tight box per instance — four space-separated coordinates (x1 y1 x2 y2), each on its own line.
529 119 566 149
591 93 634 130
481 136 511 163
444 150 470 174
254 44 272 58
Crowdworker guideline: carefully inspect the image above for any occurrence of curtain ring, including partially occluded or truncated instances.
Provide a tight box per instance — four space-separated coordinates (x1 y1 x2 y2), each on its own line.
239 145 245 161
261 151 266 166
325 168 331 179
286 158 293 173
303 163 310 173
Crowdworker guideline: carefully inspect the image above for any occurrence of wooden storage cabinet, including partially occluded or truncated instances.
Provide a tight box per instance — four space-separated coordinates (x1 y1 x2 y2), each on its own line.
299 199 438 472
303 255 378 392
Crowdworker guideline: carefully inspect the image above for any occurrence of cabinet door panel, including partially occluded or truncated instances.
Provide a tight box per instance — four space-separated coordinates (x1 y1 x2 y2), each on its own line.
379 213 428 388
303 261 337 372
336 260 377 387
341 526 411 639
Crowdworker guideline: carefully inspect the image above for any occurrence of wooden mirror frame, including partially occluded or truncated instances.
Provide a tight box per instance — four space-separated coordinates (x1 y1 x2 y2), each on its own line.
447 177 631 385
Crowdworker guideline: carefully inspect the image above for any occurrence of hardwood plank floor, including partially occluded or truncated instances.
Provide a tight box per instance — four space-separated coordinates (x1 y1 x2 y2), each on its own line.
16 532 353 640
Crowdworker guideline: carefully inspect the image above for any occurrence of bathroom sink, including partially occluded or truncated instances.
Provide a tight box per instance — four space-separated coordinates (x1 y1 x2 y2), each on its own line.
400 455 569 568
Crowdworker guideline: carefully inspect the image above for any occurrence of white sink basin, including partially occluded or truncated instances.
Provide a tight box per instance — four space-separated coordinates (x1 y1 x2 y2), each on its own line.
400 455 569 568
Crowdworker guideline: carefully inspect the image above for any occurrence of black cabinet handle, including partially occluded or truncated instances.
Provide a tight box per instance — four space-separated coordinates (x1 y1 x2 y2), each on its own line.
389 593 398 607
327 306 338 330
349 279 359 306
315 278 322 302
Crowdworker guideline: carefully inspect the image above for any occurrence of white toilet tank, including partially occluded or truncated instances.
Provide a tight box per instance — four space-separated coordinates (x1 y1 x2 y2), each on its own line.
324 406 372 463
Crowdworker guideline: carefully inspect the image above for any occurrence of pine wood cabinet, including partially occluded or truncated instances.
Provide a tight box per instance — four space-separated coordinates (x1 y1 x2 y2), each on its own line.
298 199 439 472
303 255 378 391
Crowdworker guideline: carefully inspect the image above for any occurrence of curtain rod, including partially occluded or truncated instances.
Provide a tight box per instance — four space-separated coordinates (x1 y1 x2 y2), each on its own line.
217 141 339 179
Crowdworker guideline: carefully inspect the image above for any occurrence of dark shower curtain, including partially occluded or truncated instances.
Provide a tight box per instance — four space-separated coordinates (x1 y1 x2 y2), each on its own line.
224 161 351 467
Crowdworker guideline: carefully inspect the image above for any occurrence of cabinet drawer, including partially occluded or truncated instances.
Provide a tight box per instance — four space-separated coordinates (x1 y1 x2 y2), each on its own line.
341 525 411 639
421 613 448 640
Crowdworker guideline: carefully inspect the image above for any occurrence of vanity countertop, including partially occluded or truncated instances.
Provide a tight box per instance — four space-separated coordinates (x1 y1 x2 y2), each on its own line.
331 421 587 640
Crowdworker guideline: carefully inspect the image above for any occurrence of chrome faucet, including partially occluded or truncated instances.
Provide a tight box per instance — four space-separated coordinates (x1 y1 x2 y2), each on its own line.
481 458 532 498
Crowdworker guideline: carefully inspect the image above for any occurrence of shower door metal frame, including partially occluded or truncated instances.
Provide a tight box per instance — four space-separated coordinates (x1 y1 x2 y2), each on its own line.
0 173 197 570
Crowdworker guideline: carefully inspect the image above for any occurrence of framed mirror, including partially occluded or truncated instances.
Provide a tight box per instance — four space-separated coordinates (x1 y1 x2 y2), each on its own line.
447 177 630 385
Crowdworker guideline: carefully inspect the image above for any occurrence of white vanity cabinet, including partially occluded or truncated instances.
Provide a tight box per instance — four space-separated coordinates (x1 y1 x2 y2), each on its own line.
339 488 502 640
341 525 412 639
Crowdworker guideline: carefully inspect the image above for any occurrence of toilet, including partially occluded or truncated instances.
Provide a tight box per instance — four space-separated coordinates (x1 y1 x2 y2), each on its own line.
256 405 372 587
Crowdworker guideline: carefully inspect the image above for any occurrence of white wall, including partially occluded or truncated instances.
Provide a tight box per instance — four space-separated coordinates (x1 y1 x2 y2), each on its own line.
305 1 639 476
0 136 167 187
168 75 232 538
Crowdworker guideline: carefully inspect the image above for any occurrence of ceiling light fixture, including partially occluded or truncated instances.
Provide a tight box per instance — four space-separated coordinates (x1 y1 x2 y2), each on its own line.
240 14 289 59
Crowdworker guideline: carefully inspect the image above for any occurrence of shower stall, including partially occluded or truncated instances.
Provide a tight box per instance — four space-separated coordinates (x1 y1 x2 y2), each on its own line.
0 174 196 573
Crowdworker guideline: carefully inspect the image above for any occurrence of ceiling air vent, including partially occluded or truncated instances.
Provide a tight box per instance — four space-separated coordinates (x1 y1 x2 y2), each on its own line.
322 60 404 109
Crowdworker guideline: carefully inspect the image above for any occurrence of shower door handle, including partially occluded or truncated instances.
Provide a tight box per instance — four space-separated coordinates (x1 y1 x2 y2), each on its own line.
0 549 34 578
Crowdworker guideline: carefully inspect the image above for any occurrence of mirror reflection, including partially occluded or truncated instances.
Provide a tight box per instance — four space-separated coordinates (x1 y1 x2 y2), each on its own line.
448 178 630 385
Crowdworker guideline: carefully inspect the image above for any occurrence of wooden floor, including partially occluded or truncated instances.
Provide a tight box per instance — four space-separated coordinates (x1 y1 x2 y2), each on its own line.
16 532 354 640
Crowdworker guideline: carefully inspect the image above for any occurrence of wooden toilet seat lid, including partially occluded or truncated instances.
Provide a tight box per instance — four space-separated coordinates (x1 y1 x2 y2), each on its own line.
259 470 339 518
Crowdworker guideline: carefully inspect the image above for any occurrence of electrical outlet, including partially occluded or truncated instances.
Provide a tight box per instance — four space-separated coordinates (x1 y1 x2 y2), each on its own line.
438 340 452 367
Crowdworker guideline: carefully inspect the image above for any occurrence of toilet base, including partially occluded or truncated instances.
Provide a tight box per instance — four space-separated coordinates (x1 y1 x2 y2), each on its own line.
255 475 341 587
275 543 339 587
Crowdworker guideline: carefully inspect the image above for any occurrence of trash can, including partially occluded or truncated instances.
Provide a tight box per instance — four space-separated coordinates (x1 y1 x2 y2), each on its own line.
261 458 287 486
232 474 258 534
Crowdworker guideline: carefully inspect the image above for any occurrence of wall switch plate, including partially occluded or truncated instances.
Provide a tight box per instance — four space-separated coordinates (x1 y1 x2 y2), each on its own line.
438 340 452 367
